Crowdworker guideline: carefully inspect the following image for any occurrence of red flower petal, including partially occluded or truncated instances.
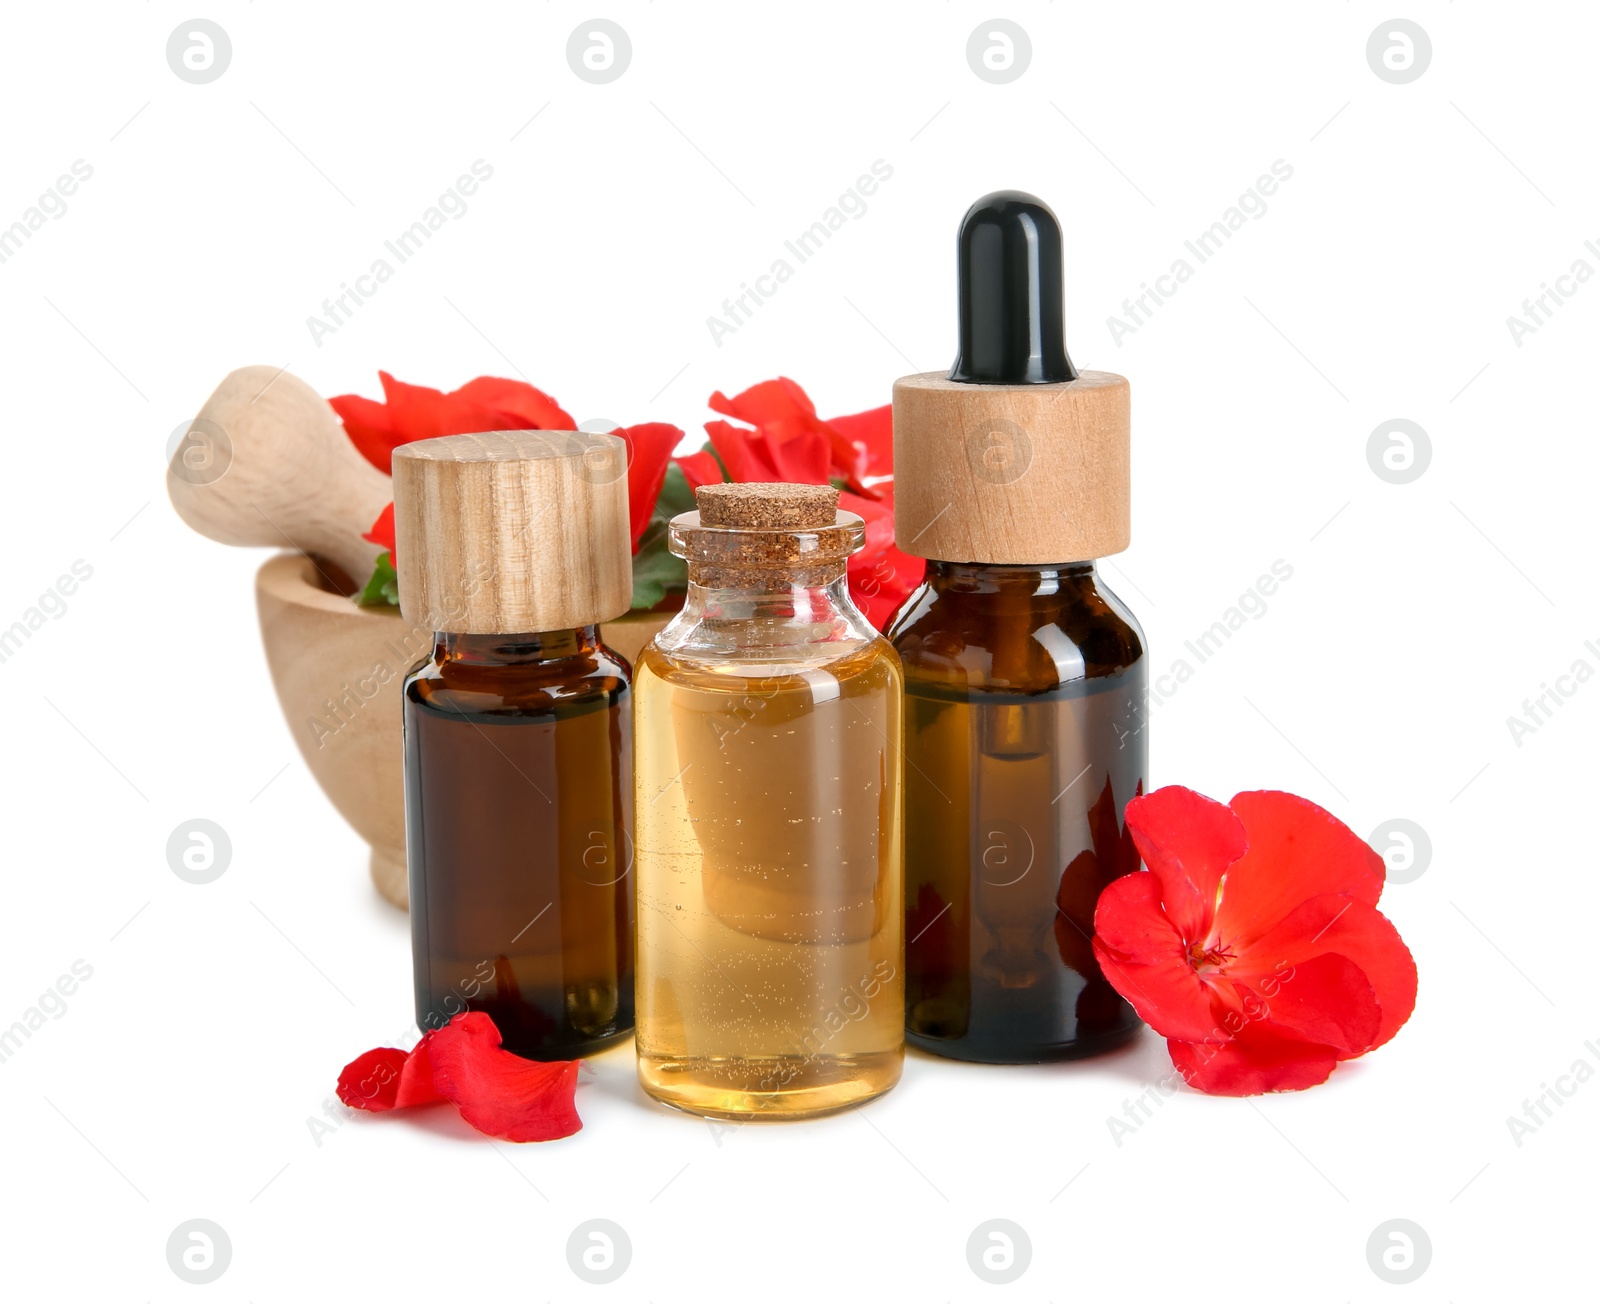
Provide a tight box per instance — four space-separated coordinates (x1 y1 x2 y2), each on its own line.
1217 791 1385 947
378 371 521 443
615 423 685 548
1229 951 1380 1056
427 1012 582 1143
362 502 396 561
1168 1029 1339 1095
336 1041 442 1113
675 450 724 491
330 373 576 474
827 404 893 479
454 376 575 431
334 1012 580 1142
708 378 870 490
1092 872 1221 1043
1247 894 1418 1052
328 392 398 474
840 487 924 631
768 429 834 485
704 419 782 483
1124 787 1247 943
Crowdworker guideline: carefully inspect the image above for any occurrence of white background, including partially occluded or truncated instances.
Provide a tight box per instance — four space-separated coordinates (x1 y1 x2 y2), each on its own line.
2 2 1595 1299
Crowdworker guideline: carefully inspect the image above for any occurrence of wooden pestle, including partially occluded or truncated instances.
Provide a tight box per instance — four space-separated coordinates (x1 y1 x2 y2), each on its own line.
166 366 393 586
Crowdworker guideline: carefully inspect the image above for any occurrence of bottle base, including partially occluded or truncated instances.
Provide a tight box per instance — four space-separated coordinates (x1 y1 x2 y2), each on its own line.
499 1024 636 1061
905 1020 1142 1065
637 1050 903 1121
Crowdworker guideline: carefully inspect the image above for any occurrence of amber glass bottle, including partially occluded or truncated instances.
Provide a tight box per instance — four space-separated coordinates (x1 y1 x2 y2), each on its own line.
634 482 905 1119
887 563 1145 1061
393 430 636 1059
891 190 1148 1062
404 628 633 1054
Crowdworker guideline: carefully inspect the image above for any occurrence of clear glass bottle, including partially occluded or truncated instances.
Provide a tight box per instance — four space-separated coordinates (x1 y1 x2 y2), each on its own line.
888 560 1146 1062
392 429 636 1060
633 482 904 1119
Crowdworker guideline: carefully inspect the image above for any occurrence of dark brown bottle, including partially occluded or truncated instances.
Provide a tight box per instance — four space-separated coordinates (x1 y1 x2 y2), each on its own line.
393 430 637 1059
887 562 1145 1061
890 190 1148 1062
404 627 634 1054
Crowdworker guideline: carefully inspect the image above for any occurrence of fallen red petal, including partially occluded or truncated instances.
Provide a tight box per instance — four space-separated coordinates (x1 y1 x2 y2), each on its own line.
337 1040 443 1113
334 1012 580 1142
427 1012 582 1143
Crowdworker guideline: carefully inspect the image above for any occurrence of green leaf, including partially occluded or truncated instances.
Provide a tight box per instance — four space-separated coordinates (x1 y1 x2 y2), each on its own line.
654 459 697 520
630 522 686 610
356 552 400 607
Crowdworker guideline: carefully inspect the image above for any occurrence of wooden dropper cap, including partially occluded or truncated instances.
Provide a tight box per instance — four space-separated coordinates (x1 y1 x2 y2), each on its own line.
893 190 1131 565
392 430 632 633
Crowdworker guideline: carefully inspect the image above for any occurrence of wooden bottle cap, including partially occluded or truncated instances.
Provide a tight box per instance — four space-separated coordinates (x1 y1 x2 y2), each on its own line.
892 370 1130 564
392 430 632 633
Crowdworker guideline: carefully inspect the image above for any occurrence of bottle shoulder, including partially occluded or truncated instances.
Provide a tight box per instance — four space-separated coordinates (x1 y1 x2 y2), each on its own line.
637 633 900 694
405 644 631 719
887 568 1143 694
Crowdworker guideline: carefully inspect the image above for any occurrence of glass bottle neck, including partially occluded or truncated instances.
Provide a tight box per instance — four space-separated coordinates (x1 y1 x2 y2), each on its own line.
679 563 849 617
924 560 1096 596
433 626 600 667
659 567 879 659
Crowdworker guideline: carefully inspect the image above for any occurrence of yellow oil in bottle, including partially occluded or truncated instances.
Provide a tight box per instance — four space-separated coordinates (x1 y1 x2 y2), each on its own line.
633 639 904 1119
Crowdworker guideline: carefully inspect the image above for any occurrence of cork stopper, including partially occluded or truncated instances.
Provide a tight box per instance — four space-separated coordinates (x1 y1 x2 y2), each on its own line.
892 370 1130 564
671 483 861 588
694 482 838 529
392 430 632 633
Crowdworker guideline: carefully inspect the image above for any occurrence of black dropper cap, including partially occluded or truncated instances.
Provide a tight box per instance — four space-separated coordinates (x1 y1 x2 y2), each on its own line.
949 190 1078 385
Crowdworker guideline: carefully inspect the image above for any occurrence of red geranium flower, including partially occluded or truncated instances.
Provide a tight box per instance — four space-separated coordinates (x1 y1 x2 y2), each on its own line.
1092 787 1417 1095
331 372 576 475
700 378 920 628
337 1011 581 1143
333 373 688 599
706 377 890 495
